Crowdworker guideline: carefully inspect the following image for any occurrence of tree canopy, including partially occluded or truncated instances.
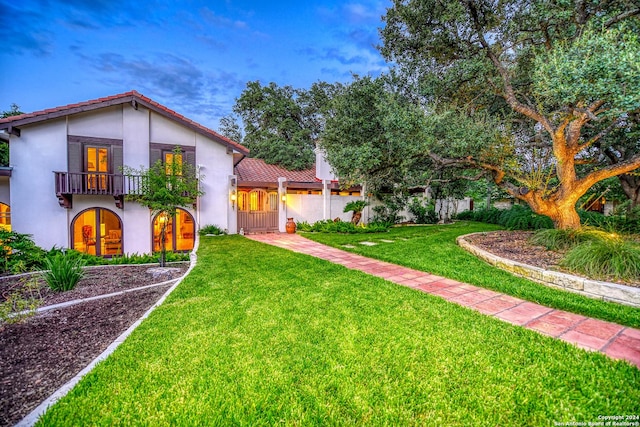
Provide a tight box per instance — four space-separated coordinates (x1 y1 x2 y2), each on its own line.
233 80 340 170
370 0 640 229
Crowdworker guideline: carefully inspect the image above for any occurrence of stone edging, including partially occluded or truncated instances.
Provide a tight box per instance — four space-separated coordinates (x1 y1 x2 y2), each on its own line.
457 232 640 308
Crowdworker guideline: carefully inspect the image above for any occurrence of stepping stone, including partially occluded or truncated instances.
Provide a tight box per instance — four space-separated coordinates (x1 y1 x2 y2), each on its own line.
359 241 377 246
146 267 182 281
342 244 356 248
380 239 394 243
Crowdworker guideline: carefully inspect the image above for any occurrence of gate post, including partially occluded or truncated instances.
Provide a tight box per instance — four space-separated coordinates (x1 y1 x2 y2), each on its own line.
228 175 238 234
278 177 287 232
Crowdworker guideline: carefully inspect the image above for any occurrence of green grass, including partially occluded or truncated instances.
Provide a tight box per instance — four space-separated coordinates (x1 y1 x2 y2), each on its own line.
38 236 639 425
302 222 640 329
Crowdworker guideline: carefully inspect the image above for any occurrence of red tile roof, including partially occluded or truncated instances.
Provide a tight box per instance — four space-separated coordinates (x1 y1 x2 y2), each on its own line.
235 157 318 184
0 90 248 155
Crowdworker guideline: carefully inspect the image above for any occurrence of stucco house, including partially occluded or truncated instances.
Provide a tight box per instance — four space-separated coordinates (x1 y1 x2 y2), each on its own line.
234 154 367 233
0 91 248 256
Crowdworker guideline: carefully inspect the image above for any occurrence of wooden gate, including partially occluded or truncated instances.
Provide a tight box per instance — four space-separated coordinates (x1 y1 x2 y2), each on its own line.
237 189 279 233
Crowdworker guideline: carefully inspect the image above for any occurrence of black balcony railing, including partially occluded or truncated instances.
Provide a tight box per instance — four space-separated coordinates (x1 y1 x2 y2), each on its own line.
54 171 148 208
54 171 146 196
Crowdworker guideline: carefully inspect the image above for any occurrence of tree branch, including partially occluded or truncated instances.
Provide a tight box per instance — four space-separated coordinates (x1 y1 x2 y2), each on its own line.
575 154 640 195
605 8 640 27
463 1 554 134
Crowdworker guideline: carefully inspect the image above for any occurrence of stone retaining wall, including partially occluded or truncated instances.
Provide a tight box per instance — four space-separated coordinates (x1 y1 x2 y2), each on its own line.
457 233 640 308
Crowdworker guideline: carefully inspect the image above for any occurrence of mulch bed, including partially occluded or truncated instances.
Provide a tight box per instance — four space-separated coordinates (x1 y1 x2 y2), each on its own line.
464 230 564 270
464 230 639 287
0 263 188 427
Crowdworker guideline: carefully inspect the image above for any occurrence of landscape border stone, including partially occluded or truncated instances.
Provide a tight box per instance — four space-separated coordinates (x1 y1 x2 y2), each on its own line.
457 232 640 308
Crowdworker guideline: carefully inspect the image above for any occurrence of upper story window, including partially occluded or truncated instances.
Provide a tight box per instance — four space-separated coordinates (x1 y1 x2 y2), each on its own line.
150 143 195 173
86 146 109 190
164 151 183 176
67 136 123 194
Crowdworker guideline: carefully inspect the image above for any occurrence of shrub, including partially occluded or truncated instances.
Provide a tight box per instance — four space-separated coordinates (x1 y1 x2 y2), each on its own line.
42 252 86 292
560 237 640 282
580 210 640 234
0 230 48 274
199 224 226 235
455 205 553 230
530 228 611 251
0 276 43 324
407 197 438 224
372 204 404 224
109 251 189 265
296 219 391 234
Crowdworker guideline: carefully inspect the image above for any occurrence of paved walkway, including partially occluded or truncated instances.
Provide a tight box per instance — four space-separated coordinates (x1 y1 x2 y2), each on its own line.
247 233 640 369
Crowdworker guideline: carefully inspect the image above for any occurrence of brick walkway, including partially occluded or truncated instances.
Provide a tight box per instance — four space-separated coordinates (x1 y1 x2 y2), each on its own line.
246 233 640 369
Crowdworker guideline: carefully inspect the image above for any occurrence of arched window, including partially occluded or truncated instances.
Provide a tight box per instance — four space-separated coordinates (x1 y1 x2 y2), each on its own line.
153 208 194 252
71 208 122 256
0 203 10 231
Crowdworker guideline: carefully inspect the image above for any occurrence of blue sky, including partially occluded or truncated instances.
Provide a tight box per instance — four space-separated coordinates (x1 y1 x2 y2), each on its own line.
0 0 391 131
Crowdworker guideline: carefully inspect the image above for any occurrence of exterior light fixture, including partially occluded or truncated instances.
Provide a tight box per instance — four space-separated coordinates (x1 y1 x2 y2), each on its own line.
281 194 286 207
230 190 237 209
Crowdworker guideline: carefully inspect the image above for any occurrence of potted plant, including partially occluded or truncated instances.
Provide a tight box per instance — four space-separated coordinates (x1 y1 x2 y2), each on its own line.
343 200 368 225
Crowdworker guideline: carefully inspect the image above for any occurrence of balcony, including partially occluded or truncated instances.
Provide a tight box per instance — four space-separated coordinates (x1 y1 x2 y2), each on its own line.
54 171 145 209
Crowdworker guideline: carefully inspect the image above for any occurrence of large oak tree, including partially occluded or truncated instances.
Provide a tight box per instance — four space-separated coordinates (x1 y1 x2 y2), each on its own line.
233 81 340 170
379 0 640 229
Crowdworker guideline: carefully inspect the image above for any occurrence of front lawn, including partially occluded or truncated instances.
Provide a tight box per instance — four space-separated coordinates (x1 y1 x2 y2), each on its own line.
302 222 640 329
39 236 639 426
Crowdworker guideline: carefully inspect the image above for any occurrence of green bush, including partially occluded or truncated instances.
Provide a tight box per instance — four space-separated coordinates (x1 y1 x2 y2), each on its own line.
580 210 640 234
0 230 48 274
560 237 640 282
110 251 190 265
407 197 438 224
530 228 611 251
296 219 391 234
199 224 226 235
42 252 86 292
455 205 553 230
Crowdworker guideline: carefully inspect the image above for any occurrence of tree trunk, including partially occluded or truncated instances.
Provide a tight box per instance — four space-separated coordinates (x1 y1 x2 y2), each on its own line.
160 222 167 267
351 211 362 225
619 174 640 218
543 205 582 230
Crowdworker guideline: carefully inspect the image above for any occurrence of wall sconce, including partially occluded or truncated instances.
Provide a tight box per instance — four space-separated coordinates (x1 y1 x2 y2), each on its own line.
230 190 237 209
281 194 286 208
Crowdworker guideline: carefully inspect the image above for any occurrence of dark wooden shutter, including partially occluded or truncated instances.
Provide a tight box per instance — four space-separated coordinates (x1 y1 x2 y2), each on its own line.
112 145 123 194
185 150 196 168
68 141 82 172
150 147 162 167
68 141 83 193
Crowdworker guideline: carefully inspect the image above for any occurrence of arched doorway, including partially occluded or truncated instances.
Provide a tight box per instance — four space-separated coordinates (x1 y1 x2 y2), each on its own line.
0 203 10 231
237 189 278 233
153 208 195 252
71 208 122 256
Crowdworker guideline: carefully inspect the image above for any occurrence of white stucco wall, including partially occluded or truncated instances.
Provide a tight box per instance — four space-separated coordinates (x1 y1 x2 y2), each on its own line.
68 107 123 139
196 134 234 232
315 148 338 181
285 193 369 224
150 113 196 146
10 120 69 249
123 107 150 169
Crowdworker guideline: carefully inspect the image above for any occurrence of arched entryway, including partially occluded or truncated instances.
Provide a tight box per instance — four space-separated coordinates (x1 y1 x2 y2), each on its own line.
237 189 278 232
71 208 122 256
152 208 195 252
